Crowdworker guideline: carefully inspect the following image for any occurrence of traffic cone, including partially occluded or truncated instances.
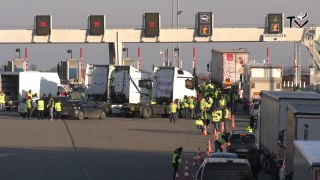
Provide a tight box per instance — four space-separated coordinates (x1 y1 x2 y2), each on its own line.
231 113 235 128
206 147 210 158
196 147 202 164
175 171 179 180
203 125 208 136
184 160 190 180
220 122 225 133
207 138 213 152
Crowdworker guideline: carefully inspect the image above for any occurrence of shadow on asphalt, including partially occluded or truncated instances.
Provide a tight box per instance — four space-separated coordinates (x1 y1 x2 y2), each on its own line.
128 128 199 135
0 147 195 180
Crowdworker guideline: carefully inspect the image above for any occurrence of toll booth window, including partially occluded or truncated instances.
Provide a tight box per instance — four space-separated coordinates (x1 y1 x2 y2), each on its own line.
185 79 194 90
139 80 151 89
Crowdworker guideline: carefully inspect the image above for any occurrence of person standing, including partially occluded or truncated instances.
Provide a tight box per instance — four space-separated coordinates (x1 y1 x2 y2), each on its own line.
26 96 33 120
55 99 62 120
47 93 54 120
0 91 5 111
172 147 183 179
169 100 177 123
188 96 195 119
37 98 45 120
25 90 32 99
222 105 231 132
211 108 222 133
231 91 239 113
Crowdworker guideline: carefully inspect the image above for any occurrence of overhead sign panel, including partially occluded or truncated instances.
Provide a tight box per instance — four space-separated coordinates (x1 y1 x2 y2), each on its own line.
89 15 105 35
197 12 212 37
144 13 160 37
267 13 283 34
35 15 51 36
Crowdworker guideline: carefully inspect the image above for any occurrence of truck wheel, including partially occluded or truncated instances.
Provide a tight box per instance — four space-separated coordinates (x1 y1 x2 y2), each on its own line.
77 111 84 120
142 106 152 119
99 111 106 119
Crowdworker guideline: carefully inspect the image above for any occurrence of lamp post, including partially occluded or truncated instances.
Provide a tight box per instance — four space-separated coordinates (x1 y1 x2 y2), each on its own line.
67 49 73 59
15 48 21 59
176 0 182 68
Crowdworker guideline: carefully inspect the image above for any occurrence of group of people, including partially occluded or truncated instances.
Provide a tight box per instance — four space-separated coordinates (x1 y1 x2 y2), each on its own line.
23 90 62 121
169 95 197 123
195 82 239 135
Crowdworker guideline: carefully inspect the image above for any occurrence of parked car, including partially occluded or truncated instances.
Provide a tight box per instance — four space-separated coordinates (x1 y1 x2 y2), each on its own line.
194 158 253 180
61 100 107 120
226 130 257 158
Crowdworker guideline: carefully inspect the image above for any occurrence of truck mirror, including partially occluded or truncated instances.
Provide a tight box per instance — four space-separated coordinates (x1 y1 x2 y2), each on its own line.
206 64 210 72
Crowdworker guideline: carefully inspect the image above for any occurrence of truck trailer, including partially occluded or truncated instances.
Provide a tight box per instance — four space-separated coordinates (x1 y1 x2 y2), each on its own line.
242 62 282 111
293 141 320 180
209 48 249 89
256 91 320 179
283 104 320 179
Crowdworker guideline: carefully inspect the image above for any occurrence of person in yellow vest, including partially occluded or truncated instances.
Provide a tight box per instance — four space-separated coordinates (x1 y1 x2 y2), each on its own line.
225 92 232 109
37 98 45 120
188 96 195 119
199 97 207 120
215 132 230 152
222 105 231 132
211 107 222 132
195 117 204 133
0 91 5 111
47 93 55 121
169 100 177 123
231 91 239 113
55 99 62 120
26 96 33 120
205 97 212 127
246 125 253 133
25 89 32 100
172 147 183 179
182 95 189 119
219 95 226 108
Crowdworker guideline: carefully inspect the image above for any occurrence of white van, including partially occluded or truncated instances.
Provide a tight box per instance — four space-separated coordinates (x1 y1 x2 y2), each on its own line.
194 158 253 180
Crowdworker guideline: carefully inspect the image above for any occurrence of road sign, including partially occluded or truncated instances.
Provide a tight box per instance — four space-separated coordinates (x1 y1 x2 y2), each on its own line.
144 13 160 37
89 15 105 35
267 14 283 34
197 12 212 37
35 15 51 36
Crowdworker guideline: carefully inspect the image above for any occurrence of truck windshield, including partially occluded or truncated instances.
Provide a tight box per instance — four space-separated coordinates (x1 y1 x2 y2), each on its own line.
202 163 252 180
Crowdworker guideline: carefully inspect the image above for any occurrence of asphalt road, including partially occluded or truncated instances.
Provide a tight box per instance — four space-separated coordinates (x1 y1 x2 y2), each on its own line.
0 105 271 180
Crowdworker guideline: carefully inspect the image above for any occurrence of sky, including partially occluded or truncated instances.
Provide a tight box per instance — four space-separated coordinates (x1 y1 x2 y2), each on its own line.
0 0 319 73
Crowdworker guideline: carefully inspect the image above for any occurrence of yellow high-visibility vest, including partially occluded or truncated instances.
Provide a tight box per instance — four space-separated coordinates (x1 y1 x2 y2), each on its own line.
169 102 177 113
195 119 204 126
0 94 5 103
55 102 61 112
26 99 32 109
37 100 44 111
212 109 222 122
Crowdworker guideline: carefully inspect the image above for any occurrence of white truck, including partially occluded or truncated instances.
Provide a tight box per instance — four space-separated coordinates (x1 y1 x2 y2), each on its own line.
293 141 320 180
209 48 249 89
121 67 196 118
242 62 282 111
256 91 320 179
283 104 320 179
85 64 151 114
16 71 62 115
